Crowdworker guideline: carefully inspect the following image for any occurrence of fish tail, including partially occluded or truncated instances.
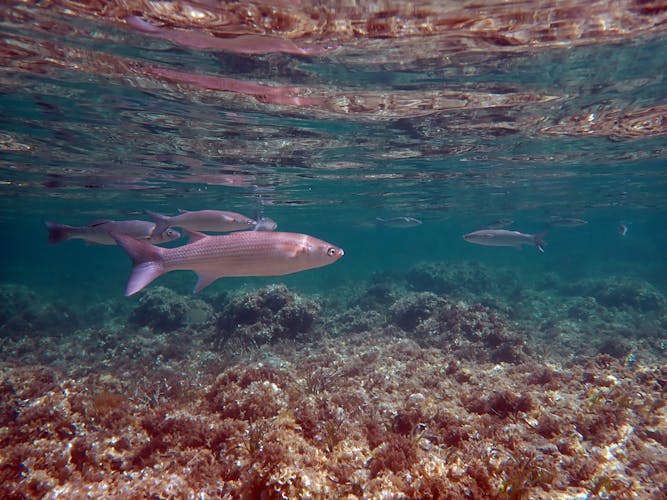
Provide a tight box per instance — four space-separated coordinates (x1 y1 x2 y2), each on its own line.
45 221 73 244
533 230 548 253
111 232 166 296
145 210 171 237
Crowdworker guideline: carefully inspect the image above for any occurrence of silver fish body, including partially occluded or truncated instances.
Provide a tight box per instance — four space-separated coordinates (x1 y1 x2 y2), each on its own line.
463 229 547 252
113 230 344 296
147 209 256 235
46 220 180 245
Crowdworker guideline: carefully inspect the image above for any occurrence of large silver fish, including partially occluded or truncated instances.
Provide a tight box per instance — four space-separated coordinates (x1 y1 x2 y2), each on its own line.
146 209 256 235
112 230 344 296
45 220 180 245
463 229 547 252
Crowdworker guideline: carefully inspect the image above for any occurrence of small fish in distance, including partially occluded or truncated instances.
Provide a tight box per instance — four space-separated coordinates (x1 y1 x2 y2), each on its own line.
547 216 588 227
46 220 180 245
463 229 547 253
376 216 422 228
146 209 256 236
486 218 514 229
112 230 344 296
618 222 630 237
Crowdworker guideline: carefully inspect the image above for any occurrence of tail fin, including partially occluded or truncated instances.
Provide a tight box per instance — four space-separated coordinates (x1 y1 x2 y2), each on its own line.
45 221 72 244
145 210 171 238
111 233 166 296
533 230 548 253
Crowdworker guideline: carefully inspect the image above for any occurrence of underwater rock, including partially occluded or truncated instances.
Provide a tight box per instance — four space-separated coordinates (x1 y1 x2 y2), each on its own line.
406 262 459 295
390 292 443 332
84 300 132 326
563 277 666 312
31 303 80 335
325 306 386 336
464 389 534 419
406 261 521 298
597 335 633 360
391 292 527 363
129 286 191 332
566 296 605 320
0 284 38 326
353 282 399 311
0 284 79 337
204 291 231 312
216 285 321 345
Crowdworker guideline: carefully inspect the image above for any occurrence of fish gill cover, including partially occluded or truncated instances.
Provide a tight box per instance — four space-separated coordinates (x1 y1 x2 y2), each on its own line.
0 1 666 498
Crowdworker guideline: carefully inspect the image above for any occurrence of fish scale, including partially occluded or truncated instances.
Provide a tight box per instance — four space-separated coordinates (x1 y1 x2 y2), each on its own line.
164 232 310 275
112 230 343 296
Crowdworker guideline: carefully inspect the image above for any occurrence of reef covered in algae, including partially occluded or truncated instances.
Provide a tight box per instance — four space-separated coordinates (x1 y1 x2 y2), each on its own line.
0 263 666 498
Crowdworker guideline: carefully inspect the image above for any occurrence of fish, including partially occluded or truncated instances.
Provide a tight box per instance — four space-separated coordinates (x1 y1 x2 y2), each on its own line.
45 220 180 246
463 229 547 253
618 223 629 237
547 216 588 227
112 230 344 296
486 218 514 229
146 209 256 235
253 216 278 232
376 216 422 228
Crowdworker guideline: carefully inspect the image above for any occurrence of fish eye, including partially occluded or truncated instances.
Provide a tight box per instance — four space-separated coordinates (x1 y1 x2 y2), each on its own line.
327 247 337 257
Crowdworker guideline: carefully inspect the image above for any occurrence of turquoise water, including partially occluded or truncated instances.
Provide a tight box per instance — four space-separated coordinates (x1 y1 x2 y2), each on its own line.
1 8 666 302
0 6 666 364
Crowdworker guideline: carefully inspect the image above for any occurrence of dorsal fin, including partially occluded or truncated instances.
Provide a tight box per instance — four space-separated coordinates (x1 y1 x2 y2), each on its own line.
183 228 208 243
177 208 189 214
